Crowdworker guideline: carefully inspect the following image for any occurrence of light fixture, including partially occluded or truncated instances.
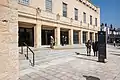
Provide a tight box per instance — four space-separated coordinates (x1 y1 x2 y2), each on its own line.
2 20 8 25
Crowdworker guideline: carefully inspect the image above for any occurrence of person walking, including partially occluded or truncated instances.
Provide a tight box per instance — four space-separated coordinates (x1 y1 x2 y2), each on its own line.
92 41 95 56
113 40 116 47
85 40 92 56
64 36 67 45
94 41 98 57
50 36 54 49
61 36 65 46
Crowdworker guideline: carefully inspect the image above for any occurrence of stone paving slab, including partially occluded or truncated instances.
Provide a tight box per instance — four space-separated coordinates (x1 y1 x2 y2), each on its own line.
19 45 120 80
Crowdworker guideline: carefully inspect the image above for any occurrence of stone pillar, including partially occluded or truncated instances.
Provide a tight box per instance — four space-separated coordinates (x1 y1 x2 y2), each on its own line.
55 27 60 46
69 29 73 45
34 21 41 47
0 0 19 80
81 31 83 43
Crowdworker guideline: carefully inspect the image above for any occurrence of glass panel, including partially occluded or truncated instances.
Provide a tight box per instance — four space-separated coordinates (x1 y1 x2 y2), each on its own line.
95 18 97 26
73 31 79 44
18 0 29 5
83 12 86 23
46 0 52 12
90 15 92 25
75 8 78 20
63 3 67 17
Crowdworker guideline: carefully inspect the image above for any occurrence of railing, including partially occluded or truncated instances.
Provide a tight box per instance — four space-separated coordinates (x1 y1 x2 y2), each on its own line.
21 42 35 67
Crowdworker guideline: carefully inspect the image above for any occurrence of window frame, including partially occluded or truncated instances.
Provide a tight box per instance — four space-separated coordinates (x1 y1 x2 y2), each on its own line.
95 18 97 26
83 12 86 23
63 2 67 17
90 15 92 25
74 8 78 20
46 0 52 12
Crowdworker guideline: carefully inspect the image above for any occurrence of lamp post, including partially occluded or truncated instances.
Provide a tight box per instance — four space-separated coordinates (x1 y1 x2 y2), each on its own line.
100 23 104 31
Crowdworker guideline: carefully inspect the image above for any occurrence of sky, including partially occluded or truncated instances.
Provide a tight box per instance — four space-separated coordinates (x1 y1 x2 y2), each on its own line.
91 0 120 28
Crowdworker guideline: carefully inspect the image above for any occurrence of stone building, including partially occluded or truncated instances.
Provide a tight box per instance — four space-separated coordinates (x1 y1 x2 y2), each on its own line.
0 0 100 80
18 0 100 47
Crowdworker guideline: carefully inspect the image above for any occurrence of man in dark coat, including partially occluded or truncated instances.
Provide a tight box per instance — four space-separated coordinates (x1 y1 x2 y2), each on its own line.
85 40 92 56
92 42 96 56
94 41 98 56
61 36 64 46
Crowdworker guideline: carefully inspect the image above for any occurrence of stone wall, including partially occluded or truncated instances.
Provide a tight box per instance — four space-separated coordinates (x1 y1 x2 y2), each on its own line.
0 0 19 80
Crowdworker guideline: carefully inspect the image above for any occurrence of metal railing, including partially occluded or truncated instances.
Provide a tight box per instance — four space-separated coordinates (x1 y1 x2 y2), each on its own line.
21 42 35 67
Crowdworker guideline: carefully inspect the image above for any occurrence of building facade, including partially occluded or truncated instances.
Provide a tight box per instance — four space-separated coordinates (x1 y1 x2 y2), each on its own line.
0 0 100 80
18 0 100 47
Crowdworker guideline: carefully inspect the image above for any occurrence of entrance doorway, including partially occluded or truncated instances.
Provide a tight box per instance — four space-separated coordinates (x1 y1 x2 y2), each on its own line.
60 30 69 45
83 32 87 43
41 29 54 45
90 32 93 41
73 31 79 44
18 27 34 47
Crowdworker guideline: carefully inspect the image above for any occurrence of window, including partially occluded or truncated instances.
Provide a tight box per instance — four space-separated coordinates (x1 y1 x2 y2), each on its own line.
73 31 79 44
18 0 29 5
83 12 86 23
95 18 97 26
46 0 52 12
74 8 78 20
63 2 67 17
90 15 92 25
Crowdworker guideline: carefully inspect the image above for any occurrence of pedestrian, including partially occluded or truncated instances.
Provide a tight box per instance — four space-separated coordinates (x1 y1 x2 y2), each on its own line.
50 36 54 49
94 41 98 57
85 40 92 56
113 40 116 47
64 36 67 45
92 41 95 56
61 36 64 46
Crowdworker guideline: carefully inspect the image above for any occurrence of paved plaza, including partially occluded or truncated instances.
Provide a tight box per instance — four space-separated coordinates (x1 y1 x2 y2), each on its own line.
19 45 120 80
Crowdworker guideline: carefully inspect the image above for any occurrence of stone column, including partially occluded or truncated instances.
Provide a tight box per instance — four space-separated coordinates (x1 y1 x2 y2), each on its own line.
34 21 41 48
81 31 83 43
55 27 60 46
69 29 73 45
0 0 19 80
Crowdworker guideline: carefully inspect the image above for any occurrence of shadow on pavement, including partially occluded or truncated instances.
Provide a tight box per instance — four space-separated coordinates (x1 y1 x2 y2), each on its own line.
111 53 120 56
83 75 100 80
75 52 95 57
75 52 86 56
76 56 98 62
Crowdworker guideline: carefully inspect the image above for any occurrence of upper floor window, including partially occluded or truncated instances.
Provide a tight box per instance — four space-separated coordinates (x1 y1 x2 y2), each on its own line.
95 18 97 26
90 15 92 25
63 2 67 17
74 8 78 20
18 0 29 5
83 12 86 23
46 0 52 12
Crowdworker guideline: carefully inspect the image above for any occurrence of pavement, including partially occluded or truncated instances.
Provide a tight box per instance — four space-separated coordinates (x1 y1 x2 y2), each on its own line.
19 44 120 80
